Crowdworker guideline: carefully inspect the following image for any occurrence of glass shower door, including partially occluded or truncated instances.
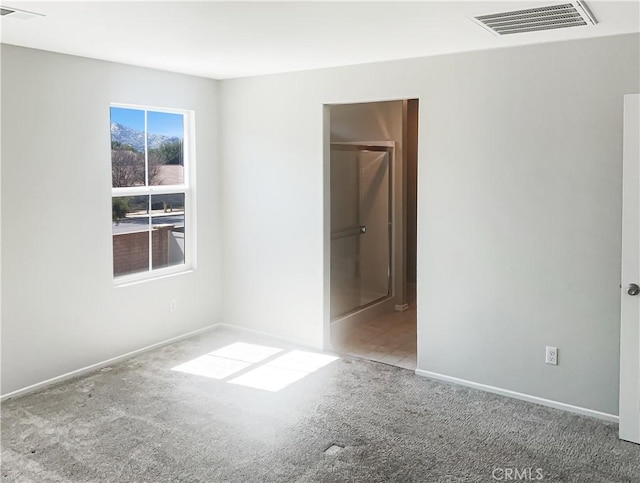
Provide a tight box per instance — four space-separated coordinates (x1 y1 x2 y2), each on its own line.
330 144 392 319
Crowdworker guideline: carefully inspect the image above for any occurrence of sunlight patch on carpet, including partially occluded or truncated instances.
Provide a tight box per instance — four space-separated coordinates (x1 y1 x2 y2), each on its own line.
172 343 339 392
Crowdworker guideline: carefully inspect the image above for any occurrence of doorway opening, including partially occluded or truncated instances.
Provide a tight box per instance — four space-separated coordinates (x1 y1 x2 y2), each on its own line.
326 99 419 370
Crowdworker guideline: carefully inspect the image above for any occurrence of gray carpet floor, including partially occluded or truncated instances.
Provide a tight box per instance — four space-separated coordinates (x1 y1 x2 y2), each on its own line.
2 327 639 482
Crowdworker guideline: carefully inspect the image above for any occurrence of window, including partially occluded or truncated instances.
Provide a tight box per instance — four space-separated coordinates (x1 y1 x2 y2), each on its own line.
111 105 194 282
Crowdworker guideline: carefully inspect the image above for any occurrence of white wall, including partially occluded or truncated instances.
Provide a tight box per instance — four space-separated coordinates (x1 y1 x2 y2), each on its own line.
220 34 640 415
1 45 222 395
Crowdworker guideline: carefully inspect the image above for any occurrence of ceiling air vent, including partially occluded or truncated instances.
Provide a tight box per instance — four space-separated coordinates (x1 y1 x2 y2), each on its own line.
472 1 597 36
0 6 44 20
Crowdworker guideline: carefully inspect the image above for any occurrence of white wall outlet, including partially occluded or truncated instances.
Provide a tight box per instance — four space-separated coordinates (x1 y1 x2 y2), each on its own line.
169 299 177 313
545 346 558 365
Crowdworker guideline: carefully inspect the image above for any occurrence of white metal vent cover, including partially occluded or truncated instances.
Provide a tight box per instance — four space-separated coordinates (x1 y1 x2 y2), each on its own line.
0 5 44 20
472 1 597 36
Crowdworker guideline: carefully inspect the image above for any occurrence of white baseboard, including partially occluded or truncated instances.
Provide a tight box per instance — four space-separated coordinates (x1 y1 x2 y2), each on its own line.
1 324 220 402
415 369 619 423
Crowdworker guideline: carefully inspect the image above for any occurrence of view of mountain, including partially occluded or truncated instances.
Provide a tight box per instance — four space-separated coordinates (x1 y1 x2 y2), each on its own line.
110 123 181 152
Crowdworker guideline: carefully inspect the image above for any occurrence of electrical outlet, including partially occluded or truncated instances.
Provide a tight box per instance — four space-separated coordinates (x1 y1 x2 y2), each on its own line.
545 346 558 365
169 299 177 313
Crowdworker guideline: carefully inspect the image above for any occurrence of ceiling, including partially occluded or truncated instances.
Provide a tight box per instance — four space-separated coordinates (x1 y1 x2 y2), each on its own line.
1 1 638 79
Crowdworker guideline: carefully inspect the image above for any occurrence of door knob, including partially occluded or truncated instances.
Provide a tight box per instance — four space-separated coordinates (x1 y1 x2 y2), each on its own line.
359 225 366 234
628 283 640 296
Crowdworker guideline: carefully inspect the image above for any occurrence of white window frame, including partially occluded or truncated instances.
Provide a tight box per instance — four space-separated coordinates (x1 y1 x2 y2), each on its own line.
111 103 196 285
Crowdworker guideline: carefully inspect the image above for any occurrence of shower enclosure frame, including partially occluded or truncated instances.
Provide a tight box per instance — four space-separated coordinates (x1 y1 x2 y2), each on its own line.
329 141 396 323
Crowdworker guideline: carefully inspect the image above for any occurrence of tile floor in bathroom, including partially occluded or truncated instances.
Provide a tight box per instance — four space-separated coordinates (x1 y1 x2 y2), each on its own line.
331 302 417 370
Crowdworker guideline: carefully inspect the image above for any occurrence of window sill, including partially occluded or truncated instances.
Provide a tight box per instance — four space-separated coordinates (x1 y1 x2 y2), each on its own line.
113 266 195 288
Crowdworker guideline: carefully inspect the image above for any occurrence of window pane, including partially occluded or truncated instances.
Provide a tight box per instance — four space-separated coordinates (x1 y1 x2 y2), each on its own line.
151 193 185 214
148 111 184 186
110 108 146 187
112 195 149 276
151 194 185 269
